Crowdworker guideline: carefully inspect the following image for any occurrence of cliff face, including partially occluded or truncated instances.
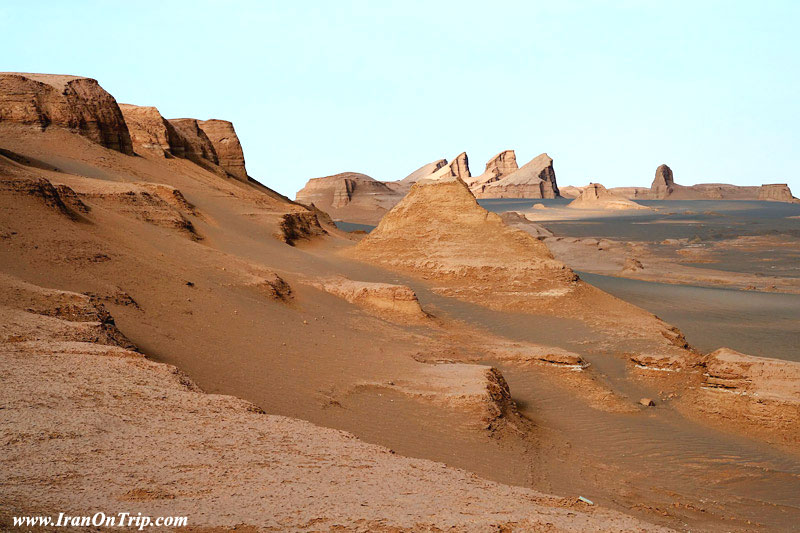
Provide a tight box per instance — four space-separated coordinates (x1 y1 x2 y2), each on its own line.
121 106 250 181
474 153 559 199
198 119 248 181
421 152 471 183
759 184 798 202
0 72 133 155
119 104 184 158
168 118 219 167
468 150 518 190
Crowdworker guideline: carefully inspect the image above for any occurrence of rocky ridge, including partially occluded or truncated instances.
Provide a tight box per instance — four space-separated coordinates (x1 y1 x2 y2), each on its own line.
0 72 133 155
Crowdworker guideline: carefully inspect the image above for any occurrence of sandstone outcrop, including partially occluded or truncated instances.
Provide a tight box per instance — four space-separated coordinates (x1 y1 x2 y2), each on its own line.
702 348 800 402
467 149 518 190
295 172 403 224
352 173 575 308
567 183 651 210
0 72 133 154
67 179 201 239
198 119 248 181
388 158 448 192
474 153 560 199
119 104 184 157
758 183 798 202
420 152 471 183
499 211 553 238
360 364 516 428
309 278 427 320
687 347 800 444
0 174 84 221
121 106 249 181
167 118 219 167
558 185 585 199
278 211 327 245
608 164 799 203
651 164 675 198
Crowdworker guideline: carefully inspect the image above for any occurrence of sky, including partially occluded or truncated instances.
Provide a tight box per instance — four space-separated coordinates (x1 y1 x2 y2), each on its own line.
2 1 799 197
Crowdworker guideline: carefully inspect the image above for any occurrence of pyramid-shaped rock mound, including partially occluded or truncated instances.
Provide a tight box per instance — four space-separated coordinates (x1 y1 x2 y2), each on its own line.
353 173 575 307
568 183 651 210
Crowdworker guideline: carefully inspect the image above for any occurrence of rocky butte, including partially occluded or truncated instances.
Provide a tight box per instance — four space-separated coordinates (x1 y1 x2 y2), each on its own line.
119 105 251 182
198 119 248 181
609 163 799 202
469 151 560 199
0 72 133 155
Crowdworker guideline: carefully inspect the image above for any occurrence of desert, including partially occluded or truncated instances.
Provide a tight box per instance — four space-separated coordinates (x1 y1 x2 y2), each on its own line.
2 4 800 533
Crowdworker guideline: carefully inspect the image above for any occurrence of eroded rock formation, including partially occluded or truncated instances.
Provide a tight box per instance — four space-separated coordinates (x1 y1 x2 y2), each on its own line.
651 164 675 198
567 183 650 210
352 172 575 308
474 153 560 199
168 118 219 167
295 172 403 224
467 150 518 190
0 72 133 154
198 119 248 181
119 104 184 157
388 158 448 192
606 164 799 203
759 183 798 202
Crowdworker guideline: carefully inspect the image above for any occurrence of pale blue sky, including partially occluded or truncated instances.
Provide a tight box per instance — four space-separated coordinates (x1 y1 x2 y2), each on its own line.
2 1 798 196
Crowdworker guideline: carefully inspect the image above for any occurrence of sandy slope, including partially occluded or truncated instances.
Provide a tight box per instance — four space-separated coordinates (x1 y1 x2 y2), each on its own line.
0 274 665 532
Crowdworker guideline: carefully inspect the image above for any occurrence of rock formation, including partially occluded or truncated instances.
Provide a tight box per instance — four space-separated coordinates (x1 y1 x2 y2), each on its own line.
607 164 799 203
167 118 219 167
558 185 585 199
567 183 651 210
467 150 518 190
651 164 675 198
388 158 448 192
295 172 403 224
499 211 553 238
119 104 184 158
198 119 248 181
120 105 250 181
473 153 560 199
0 72 133 154
352 172 574 308
420 152 471 183
758 183 798 202
309 278 427 320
